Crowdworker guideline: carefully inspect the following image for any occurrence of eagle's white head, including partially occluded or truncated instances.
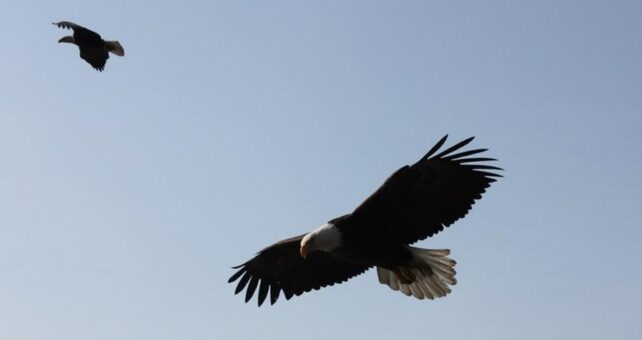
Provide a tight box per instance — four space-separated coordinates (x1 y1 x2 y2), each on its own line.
300 222 342 259
58 36 75 44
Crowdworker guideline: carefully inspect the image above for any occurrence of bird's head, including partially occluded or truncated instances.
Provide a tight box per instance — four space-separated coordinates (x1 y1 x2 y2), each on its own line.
58 36 75 44
300 222 342 259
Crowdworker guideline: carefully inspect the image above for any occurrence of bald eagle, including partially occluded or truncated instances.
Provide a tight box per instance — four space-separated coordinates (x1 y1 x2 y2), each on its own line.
53 21 124 71
229 136 502 306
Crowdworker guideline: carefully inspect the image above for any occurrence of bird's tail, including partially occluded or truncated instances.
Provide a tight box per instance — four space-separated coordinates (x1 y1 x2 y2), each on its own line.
376 247 456 300
105 41 125 56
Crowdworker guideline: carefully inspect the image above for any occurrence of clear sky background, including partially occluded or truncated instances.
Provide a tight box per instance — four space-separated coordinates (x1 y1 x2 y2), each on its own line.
1 1 641 339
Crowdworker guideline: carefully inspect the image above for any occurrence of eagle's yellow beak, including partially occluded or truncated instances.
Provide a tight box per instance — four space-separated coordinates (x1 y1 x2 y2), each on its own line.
300 245 308 259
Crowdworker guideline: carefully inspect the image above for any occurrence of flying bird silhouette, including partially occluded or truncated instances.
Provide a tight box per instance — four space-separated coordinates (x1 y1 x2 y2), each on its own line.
229 135 502 306
53 21 124 71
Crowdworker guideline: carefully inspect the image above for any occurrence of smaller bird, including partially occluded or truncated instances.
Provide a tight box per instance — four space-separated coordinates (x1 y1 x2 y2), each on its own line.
53 21 124 71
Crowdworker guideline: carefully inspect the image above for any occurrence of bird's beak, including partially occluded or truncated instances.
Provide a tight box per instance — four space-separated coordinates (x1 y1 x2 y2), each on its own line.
300 245 307 259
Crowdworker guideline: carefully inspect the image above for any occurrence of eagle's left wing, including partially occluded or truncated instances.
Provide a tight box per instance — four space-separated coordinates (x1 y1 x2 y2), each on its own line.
344 136 502 245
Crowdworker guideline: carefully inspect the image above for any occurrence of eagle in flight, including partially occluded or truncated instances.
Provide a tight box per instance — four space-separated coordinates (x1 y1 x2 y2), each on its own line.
53 21 124 71
229 135 502 306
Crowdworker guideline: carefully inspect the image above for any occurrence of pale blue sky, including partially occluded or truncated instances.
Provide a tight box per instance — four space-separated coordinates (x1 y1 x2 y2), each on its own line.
1 1 641 339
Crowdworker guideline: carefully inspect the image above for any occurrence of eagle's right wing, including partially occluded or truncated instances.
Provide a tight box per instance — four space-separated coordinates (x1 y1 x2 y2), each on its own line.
229 234 369 306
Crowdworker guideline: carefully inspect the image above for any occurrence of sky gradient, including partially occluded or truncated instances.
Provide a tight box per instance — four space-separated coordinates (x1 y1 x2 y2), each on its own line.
1 1 641 339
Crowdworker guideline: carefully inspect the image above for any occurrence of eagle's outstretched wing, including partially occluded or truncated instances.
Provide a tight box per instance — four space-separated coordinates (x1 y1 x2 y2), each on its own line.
343 136 502 245
229 234 368 306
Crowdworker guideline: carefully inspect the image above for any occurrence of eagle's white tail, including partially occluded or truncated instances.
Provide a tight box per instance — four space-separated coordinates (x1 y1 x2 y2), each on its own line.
377 247 457 300
105 40 125 56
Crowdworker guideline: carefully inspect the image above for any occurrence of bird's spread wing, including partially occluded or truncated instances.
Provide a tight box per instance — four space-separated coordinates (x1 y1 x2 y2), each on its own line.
79 48 109 71
54 21 103 45
344 135 502 245
53 21 83 31
229 234 369 306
